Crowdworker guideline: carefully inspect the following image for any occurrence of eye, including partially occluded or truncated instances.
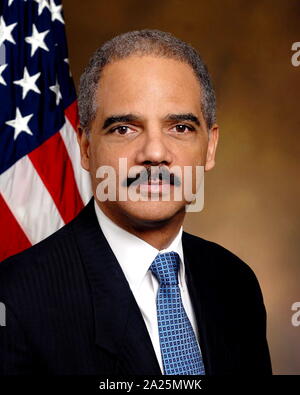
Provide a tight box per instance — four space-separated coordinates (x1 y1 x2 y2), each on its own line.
109 125 135 135
171 124 195 133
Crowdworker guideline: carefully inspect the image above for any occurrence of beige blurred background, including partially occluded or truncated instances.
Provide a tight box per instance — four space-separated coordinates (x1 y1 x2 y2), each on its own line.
63 0 300 374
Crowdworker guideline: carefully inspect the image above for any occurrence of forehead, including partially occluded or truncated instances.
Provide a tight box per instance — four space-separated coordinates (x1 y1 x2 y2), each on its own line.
95 55 202 117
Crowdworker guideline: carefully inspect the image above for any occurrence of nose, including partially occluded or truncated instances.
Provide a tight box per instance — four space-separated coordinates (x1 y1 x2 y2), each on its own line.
135 127 172 167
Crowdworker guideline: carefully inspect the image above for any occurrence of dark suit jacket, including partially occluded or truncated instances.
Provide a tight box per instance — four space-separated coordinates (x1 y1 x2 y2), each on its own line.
0 197 272 375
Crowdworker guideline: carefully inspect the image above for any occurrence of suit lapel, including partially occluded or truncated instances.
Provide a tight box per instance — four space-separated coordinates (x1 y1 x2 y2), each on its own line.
182 231 219 375
71 198 161 375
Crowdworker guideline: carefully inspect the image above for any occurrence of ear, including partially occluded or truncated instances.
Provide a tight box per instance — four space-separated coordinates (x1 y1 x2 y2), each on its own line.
205 124 219 171
76 125 90 172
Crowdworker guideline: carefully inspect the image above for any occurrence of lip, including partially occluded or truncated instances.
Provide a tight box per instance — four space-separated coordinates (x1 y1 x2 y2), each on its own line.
140 180 170 185
139 182 173 194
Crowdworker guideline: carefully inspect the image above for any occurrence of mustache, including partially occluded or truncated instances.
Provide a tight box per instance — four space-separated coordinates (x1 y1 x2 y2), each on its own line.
124 167 181 187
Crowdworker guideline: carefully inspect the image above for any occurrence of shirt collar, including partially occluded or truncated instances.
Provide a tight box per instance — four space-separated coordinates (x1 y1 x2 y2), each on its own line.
93 200 185 293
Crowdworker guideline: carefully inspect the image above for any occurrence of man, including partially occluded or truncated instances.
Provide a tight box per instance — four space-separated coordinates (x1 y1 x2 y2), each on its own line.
0 30 272 375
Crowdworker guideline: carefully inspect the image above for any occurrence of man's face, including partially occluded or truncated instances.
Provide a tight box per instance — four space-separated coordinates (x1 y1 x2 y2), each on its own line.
78 55 218 228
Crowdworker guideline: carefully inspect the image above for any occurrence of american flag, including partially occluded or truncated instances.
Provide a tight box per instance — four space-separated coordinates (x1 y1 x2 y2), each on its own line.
0 0 92 262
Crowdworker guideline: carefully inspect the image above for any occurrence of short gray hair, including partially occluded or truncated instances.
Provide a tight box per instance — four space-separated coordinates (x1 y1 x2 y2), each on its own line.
78 29 216 136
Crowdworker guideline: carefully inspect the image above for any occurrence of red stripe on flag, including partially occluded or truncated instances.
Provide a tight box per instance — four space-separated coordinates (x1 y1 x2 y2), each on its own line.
29 132 84 224
0 194 32 262
65 100 79 132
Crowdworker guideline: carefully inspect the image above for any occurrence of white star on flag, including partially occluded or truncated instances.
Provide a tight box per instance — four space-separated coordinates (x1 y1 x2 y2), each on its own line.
25 24 49 57
64 58 72 77
6 107 34 140
0 64 8 86
13 67 41 99
0 16 17 46
34 0 50 16
8 0 28 4
50 0 64 24
49 78 62 105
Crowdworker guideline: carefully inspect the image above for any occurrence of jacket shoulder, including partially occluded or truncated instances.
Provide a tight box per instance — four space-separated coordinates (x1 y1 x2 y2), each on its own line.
182 230 259 283
0 215 78 296
0 198 95 273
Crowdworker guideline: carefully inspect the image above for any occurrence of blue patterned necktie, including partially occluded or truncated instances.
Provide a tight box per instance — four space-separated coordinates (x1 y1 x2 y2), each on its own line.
150 251 205 375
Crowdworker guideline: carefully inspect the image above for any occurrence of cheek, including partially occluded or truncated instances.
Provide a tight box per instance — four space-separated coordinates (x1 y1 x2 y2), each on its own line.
175 133 208 162
90 143 129 183
198 146 208 166
90 139 114 166
178 145 207 167
193 138 208 165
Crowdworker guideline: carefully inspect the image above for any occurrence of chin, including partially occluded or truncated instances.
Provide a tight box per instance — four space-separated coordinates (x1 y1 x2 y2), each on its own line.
120 200 185 226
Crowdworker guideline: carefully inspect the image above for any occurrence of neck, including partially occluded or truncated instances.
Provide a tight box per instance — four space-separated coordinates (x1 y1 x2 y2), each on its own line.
129 216 184 250
97 202 185 250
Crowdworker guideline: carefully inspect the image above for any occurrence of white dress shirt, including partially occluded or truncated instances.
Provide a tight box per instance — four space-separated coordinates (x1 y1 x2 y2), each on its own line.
94 200 200 373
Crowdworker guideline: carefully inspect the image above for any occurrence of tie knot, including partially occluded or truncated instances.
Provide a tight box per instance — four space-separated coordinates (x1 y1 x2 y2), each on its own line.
150 251 180 285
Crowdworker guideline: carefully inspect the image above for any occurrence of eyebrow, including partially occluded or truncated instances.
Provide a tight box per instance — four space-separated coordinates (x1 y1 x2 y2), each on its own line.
102 112 201 129
102 114 139 129
164 113 200 126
